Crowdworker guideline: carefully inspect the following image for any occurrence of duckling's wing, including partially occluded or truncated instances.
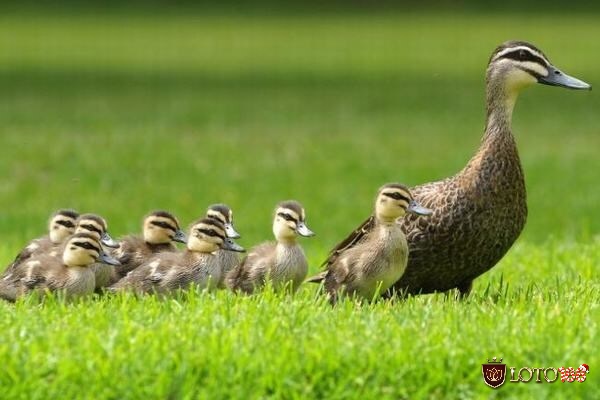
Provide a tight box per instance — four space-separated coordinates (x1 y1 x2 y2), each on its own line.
7 238 51 271
227 242 275 293
320 215 376 269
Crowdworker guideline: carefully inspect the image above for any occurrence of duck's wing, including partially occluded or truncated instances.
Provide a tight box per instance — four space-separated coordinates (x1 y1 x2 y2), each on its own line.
319 215 376 270
226 242 275 293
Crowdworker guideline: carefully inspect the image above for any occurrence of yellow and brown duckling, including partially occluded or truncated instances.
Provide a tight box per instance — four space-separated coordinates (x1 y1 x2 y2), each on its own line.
110 217 244 295
6 209 79 271
72 213 119 291
0 232 120 302
307 184 431 304
226 200 314 294
391 41 591 297
205 203 242 288
109 210 187 283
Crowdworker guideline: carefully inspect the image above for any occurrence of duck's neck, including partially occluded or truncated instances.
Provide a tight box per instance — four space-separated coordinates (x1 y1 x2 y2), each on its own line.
466 75 523 171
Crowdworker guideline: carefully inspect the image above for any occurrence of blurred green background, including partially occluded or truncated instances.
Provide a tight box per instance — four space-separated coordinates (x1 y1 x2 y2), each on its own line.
0 3 597 257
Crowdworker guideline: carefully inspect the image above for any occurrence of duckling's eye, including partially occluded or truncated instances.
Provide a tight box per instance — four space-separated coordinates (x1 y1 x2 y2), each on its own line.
151 221 176 231
277 213 296 222
56 220 75 228
72 241 100 252
80 224 102 235
383 192 409 202
197 228 220 237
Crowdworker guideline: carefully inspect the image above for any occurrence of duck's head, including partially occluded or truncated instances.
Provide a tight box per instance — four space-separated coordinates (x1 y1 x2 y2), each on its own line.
187 217 245 253
74 214 119 248
272 200 315 243
48 209 79 244
206 203 241 239
62 232 120 268
487 41 591 96
143 210 187 245
375 183 432 223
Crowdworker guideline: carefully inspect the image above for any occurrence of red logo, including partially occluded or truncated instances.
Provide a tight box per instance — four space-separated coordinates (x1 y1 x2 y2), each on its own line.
482 357 506 388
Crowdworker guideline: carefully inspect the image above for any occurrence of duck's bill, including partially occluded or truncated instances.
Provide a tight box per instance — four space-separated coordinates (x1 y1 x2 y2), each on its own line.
225 223 241 239
101 232 119 248
296 222 315 237
222 238 245 253
407 200 433 216
538 65 591 90
173 229 187 244
99 252 121 266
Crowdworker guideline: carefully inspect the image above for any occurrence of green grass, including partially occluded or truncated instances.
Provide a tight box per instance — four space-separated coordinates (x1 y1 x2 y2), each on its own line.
0 11 599 399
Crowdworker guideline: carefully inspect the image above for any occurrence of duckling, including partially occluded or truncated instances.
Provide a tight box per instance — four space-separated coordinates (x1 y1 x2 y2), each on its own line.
205 203 242 288
110 217 244 295
109 210 187 283
307 184 431 304
72 213 119 291
389 41 591 297
226 200 314 294
6 209 79 271
0 233 120 302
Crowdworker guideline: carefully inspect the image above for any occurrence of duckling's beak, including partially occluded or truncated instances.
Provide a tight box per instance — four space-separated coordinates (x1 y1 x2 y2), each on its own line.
538 64 591 90
296 222 315 237
407 200 433 216
224 223 241 239
222 238 245 253
101 232 119 248
173 229 187 244
99 251 121 266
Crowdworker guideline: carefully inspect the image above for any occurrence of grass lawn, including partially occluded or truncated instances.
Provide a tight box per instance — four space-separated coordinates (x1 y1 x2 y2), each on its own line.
0 10 598 399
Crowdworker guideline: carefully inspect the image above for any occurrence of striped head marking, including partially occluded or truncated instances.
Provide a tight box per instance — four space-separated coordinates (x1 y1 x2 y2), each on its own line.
143 210 186 245
376 183 431 222
48 209 79 244
75 213 118 248
488 41 590 92
206 204 240 239
62 233 119 268
273 200 315 241
188 217 244 253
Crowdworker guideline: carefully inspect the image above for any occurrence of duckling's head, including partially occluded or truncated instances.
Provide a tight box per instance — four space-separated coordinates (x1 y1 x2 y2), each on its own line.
375 183 432 223
487 41 590 98
75 213 119 248
48 209 79 244
206 203 241 239
62 233 120 268
187 217 245 253
272 200 315 243
143 210 187 245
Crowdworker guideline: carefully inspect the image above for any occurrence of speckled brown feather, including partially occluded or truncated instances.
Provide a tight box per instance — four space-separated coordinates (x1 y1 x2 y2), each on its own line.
110 251 221 295
1 254 95 301
109 235 177 283
390 53 528 295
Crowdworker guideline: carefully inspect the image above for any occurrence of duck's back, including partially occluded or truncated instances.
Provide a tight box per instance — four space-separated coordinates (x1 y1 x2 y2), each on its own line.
111 235 176 280
1 255 95 300
6 236 56 272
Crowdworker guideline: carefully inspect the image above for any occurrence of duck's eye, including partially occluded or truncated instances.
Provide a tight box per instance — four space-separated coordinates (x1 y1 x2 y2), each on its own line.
277 213 296 223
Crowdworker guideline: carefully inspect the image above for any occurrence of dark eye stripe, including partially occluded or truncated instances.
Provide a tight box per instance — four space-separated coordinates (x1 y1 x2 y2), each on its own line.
56 220 75 229
502 49 547 66
277 212 297 223
198 228 224 239
383 192 410 202
72 241 100 253
80 224 102 235
151 221 177 231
